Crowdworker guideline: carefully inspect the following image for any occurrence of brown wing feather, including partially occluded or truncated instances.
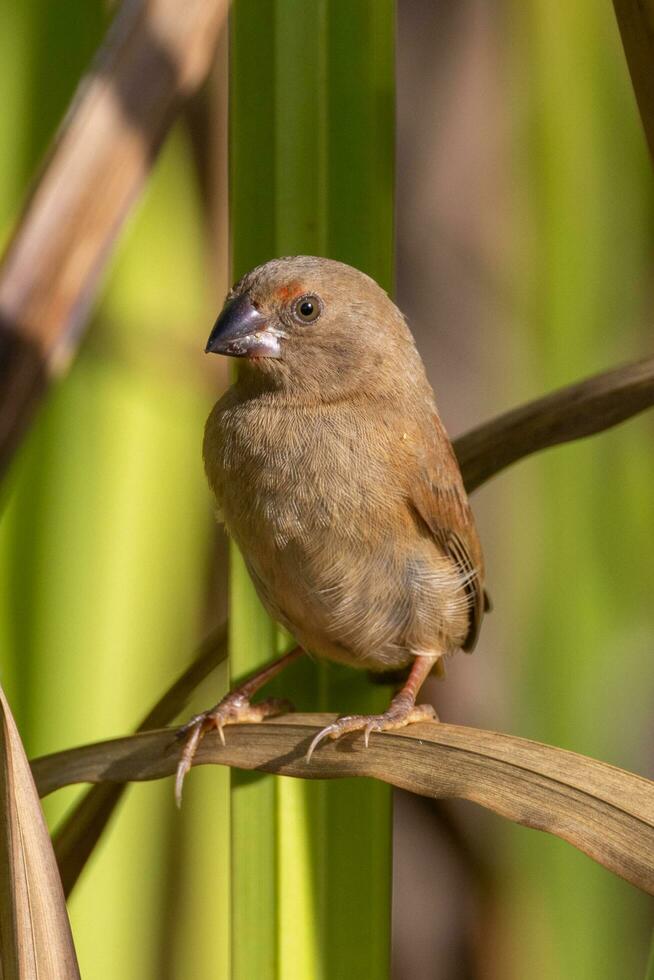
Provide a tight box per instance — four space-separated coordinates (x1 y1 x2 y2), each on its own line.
408 416 486 653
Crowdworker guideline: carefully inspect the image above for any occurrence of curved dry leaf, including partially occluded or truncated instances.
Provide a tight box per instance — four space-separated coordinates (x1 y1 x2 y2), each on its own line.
613 0 654 164
0 0 229 480
0 685 80 979
454 354 654 492
31 714 654 896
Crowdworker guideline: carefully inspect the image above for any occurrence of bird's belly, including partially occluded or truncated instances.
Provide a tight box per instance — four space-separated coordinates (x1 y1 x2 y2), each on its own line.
240 537 411 669
227 496 465 671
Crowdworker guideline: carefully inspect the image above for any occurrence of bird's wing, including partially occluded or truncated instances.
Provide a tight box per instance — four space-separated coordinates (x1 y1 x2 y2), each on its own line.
408 420 485 652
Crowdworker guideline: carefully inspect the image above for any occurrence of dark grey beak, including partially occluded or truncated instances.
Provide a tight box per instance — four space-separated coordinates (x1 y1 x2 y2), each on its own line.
205 295 283 358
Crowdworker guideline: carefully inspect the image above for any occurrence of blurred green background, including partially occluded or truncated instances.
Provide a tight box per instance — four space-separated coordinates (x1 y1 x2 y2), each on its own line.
0 1 652 978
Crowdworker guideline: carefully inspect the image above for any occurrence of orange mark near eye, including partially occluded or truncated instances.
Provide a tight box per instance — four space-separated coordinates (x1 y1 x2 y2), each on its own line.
275 281 303 303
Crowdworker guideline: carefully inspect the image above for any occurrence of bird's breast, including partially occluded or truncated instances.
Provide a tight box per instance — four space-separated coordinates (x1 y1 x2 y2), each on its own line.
206 397 405 547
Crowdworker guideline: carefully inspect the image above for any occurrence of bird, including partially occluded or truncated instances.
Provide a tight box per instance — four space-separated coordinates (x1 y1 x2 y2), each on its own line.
175 255 486 802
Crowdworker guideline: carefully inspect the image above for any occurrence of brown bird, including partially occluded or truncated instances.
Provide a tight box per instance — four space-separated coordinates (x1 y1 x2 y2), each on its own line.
176 255 486 801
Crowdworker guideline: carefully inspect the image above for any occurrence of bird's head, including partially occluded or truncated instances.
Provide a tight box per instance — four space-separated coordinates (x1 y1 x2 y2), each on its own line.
205 256 421 399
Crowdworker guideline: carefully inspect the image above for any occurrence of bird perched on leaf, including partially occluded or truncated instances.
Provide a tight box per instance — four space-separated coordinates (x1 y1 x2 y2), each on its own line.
176 255 487 801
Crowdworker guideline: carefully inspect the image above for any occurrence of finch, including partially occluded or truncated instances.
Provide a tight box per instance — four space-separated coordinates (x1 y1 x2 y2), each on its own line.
176 255 486 799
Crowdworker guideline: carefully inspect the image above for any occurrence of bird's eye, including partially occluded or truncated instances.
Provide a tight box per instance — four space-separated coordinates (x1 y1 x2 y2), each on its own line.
293 295 322 323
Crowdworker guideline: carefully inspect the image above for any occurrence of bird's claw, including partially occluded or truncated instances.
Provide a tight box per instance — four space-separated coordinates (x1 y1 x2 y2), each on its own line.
174 695 293 807
305 722 340 763
306 703 438 763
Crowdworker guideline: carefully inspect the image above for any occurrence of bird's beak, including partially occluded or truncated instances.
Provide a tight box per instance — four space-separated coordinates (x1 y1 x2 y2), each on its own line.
205 295 283 359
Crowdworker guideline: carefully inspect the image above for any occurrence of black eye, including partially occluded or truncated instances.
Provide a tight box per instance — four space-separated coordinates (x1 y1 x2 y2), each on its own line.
294 295 322 323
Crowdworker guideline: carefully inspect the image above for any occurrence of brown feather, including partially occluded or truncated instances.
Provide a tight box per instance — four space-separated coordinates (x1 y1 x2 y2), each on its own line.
407 412 485 652
203 256 487 673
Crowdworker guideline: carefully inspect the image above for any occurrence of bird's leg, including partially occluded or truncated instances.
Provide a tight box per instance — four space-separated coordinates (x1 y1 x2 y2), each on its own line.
175 645 303 804
306 654 440 762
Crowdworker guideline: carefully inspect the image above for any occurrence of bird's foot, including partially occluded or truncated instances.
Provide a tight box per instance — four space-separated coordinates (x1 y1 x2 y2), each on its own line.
306 700 438 762
175 693 293 806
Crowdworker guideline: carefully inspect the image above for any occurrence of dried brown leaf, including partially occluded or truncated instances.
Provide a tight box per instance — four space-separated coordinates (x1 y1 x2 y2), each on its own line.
0 685 80 979
31 714 654 897
0 0 229 480
455 354 654 492
613 0 654 164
